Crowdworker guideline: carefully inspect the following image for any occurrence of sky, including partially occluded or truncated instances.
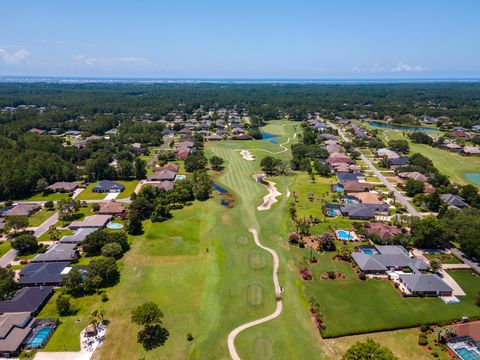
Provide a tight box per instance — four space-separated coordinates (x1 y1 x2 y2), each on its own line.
1 0 480 79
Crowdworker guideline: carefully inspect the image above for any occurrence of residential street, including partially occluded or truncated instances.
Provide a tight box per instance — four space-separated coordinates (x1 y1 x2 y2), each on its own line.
0 249 18 267
450 248 480 274
327 121 421 218
33 211 59 237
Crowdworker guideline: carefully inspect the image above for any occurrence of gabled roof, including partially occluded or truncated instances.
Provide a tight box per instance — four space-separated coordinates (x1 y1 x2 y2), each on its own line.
440 194 468 208
59 228 96 244
0 312 34 353
69 215 111 230
0 287 53 314
93 180 125 191
32 243 77 263
147 170 176 181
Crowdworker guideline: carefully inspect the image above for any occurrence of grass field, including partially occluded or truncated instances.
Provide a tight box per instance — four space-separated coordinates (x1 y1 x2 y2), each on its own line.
306 269 480 338
370 127 480 186
424 252 462 264
76 180 139 200
29 209 56 227
0 241 11 257
24 192 70 201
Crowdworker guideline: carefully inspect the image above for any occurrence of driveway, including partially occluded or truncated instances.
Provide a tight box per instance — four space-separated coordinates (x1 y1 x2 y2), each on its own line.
439 269 466 296
0 249 18 267
33 212 59 237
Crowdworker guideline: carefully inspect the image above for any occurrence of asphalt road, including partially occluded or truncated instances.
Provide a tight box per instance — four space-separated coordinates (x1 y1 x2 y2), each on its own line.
328 121 421 218
0 249 18 267
33 211 59 237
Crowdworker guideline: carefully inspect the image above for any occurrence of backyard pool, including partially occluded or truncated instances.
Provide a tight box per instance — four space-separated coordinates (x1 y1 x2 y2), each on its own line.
107 222 124 230
27 326 54 349
362 249 374 255
175 175 186 181
455 347 480 360
326 210 338 217
336 230 356 241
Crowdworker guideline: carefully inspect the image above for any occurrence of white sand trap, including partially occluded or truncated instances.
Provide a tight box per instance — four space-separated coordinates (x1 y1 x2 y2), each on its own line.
255 174 282 211
286 189 291 198
240 150 255 161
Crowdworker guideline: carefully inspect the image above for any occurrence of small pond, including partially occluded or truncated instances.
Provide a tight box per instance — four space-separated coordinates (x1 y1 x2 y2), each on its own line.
465 173 480 185
368 121 436 132
212 184 235 208
261 132 279 144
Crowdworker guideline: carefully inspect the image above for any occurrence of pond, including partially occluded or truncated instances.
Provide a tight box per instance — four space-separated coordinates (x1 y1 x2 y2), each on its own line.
212 184 235 207
465 173 480 185
261 132 279 144
368 121 436 132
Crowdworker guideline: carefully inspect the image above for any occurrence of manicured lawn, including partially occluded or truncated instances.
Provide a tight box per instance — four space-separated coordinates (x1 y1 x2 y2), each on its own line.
29 209 56 227
76 180 139 200
38 290 105 351
425 252 462 264
24 192 70 201
306 268 480 338
54 204 94 227
38 229 73 242
75 183 107 200
370 127 480 187
0 241 11 257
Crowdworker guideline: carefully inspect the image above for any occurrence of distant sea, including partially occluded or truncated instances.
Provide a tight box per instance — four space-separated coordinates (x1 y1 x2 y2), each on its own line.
0 76 479 84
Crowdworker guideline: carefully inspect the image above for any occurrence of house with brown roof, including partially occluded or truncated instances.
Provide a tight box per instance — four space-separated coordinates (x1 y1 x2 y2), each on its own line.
98 201 126 215
351 192 384 205
69 215 111 230
175 148 191 159
4 204 41 217
341 181 374 192
46 182 78 192
150 181 175 192
147 170 176 181
397 172 428 182
363 222 402 240
462 146 480 156
154 163 179 173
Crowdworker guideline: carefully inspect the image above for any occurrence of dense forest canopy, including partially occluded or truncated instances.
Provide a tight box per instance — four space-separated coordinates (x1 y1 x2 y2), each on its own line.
0 83 479 134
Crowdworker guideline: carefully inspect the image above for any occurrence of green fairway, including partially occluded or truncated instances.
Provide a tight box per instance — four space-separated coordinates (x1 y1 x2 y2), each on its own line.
370 126 480 187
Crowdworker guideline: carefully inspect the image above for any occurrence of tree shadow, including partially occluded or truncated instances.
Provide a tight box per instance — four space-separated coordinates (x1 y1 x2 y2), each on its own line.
137 325 169 351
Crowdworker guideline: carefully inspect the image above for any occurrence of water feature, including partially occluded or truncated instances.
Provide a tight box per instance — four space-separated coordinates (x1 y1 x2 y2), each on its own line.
368 121 436 132
465 173 480 185
212 184 235 207
261 132 279 144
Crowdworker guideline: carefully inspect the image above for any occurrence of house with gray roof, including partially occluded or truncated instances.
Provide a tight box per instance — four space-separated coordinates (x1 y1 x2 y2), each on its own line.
340 203 389 220
59 228 96 244
440 194 468 209
69 215 111 230
19 262 71 286
31 243 78 263
0 287 53 315
92 180 125 193
0 312 34 357
352 245 429 274
399 273 453 296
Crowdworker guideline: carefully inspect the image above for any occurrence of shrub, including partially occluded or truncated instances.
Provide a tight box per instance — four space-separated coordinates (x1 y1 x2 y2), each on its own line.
359 272 367 281
418 334 428 346
186 332 194 341
328 271 335 279
420 324 429 333
432 351 439 358
56 295 71 316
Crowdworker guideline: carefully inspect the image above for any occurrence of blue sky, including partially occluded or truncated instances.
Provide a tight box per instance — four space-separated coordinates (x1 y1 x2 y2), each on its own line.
1 0 479 78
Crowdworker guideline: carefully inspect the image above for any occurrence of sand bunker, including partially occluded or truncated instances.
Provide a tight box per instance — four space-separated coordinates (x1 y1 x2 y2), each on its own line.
240 150 255 161
255 174 282 211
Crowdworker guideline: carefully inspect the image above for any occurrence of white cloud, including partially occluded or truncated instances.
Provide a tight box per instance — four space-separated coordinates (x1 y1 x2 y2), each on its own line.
0 48 31 64
391 62 427 73
73 54 153 67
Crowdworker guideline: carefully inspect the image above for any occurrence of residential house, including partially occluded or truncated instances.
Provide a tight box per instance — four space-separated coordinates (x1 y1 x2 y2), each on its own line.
399 273 453 296
352 245 428 274
363 222 402 240
3 204 40 217
46 182 78 192
440 194 469 209
150 181 175 192
155 163 179 173
147 170 176 181
351 192 384 205
337 172 365 183
69 215 111 230
97 201 126 215
340 182 374 193
19 262 71 286
92 180 125 193
397 172 428 182
0 312 35 357
59 228 96 244
340 203 389 220
0 286 53 315
443 143 463 153
462 146 480 156
32 244 78 263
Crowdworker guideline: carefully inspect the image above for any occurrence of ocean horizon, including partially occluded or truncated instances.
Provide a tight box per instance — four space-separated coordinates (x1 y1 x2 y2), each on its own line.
1 76 480 84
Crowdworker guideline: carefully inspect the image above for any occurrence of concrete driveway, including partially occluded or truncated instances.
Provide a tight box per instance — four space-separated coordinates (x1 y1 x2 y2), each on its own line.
0 249 18 267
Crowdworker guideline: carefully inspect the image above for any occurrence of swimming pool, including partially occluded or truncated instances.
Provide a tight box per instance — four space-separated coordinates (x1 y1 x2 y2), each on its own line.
362 249 374 255
326 210 338 217
175 175 186 181
336 230 354 240
107 222 124 230
28 326 54 348
455 347 480 360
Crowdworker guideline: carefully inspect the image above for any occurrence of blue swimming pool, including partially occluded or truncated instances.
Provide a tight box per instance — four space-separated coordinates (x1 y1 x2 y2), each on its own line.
455 347 480 360
336 230 354 240
362 249 374 255
28 326 54 348
326 210 338 217
107 222 123 229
